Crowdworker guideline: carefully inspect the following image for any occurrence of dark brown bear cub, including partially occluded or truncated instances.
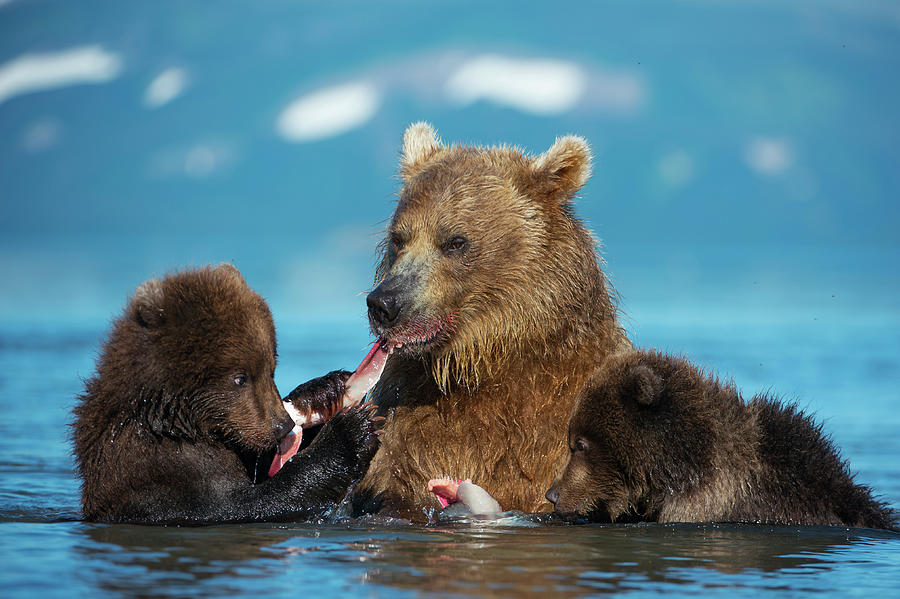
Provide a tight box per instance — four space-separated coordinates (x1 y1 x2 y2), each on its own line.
73 264 379 524
546 350 896 529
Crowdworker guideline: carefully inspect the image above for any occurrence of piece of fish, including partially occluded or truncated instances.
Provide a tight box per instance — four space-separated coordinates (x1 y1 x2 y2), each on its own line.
268 341 391 478
427 477 502 516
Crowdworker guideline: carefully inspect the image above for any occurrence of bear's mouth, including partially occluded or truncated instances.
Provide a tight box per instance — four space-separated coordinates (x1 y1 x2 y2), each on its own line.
553 498 618 523
380 313 455 356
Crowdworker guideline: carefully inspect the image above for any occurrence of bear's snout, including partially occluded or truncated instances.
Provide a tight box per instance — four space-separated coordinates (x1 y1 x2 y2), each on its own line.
545 485 559 506
367 278 407 329
272 413 295 440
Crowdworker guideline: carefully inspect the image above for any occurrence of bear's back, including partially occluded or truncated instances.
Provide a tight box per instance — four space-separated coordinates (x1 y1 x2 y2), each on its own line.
748 396 896 529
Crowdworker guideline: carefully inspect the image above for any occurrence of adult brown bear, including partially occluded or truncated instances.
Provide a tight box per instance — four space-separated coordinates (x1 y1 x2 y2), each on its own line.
546 349 897 530
73 264 379 524
356 123 630 519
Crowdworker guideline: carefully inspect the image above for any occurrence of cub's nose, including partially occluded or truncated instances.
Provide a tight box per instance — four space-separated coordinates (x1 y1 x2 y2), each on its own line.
545 485 560 506
367 285 402 328
273 413 295 440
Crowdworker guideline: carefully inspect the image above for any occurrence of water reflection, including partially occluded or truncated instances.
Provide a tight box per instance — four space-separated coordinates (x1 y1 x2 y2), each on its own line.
71 521 900 598
343 523 898 596
76 523 298 598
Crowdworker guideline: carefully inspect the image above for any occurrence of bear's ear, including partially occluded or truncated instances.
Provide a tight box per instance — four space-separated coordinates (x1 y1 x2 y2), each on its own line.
400 121 443 180
625 364 663 407
213 262 245 285
132 278 165 328
531 135 592 203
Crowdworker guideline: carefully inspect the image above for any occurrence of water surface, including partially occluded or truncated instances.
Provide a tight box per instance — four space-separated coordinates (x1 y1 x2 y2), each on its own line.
1 295 897 597
2 519 898 598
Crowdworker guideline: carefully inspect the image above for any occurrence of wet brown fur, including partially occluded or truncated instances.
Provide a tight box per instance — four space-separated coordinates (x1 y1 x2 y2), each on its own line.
73 264 379 524
358 124 630 519
548 350 897 530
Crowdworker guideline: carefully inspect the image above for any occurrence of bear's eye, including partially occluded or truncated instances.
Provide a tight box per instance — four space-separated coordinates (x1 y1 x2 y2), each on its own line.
573 438 588 453
389 233 405 251
442 235 469 255
233 374 247 387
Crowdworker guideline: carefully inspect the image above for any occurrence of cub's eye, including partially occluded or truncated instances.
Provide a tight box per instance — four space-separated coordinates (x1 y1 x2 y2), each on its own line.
233 374 247 387
442 235 468 255
574 438 588 453
389 233 405 250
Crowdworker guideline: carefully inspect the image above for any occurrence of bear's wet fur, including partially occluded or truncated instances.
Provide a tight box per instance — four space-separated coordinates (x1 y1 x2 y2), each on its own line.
546 350 897 529
73 264 379 524
357 123 630 518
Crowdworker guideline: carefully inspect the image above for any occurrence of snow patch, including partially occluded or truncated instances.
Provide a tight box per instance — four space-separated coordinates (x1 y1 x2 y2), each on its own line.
445 55 586 115
276 81 380 142
148 140 237 179
745 137 793 175
143 67 189 108
0 46 122 105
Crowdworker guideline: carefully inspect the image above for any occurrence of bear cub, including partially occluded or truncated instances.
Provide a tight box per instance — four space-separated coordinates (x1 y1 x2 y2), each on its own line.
73 264 379 524
546 350 896 530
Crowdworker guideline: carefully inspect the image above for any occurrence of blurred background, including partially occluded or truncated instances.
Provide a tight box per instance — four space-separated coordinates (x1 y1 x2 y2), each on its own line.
0 0 898 506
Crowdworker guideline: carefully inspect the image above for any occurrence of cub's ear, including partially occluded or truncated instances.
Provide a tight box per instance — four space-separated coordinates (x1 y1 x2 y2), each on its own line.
531 135 592 203
213 262 245 284
400 121 443 180
625 364 663 407
132 278 165 328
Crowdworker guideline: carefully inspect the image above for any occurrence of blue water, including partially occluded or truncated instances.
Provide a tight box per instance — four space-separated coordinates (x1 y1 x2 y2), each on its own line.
2 242 899 597
2 0 900 596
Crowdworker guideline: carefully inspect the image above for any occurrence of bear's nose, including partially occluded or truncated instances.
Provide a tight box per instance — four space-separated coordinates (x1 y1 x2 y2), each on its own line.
367 285 402 328
545 485 559 506
273 414 295 440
